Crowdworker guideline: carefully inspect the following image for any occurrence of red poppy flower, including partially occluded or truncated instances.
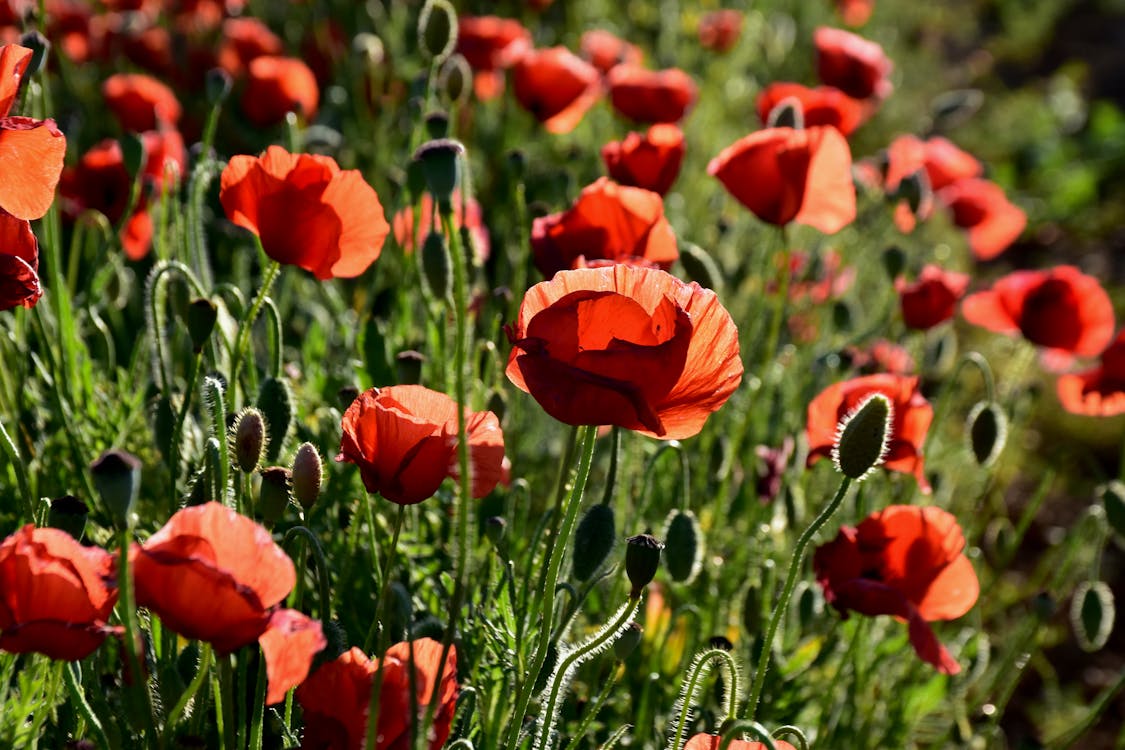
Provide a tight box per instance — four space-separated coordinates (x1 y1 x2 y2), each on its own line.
896 264 970 330
506 265 743 439
806 373 933 491
845 339 916 375
814 505 979 674
59 129 185 260
601 124 685 196
772 248 855 303
217 17 283 77
698 10 743 52
296 638 458 750
606 64 697 124
337 385 505 505
709 126 856 234
241 55 319 126
813 26 893 101
220 145 390 279
684 734 796 750
935 178 1025 261
886 135 981 193
511 47 601 134
102 72 182 132
579 29 643 76
131 503 325 704
0 44 67 222
835 0 874 26
392 189 490 263
756 82 865 136
1056 330 1125 417
456 16 531 101
0 208 41 310
531 177 678 277
0 525 118 661
962 265 1114 359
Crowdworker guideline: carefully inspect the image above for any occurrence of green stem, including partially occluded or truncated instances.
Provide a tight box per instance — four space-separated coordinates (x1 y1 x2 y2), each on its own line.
229 258 282 406
169 352 204 506
364 505 407 750
666 648 742 750
0 416 33 519
761 226 792 368
771 726 809 750
248 648 268 750
117 529 159 748
719 722 776 750
284 526 334 622
163 644 212 747
744 476 852 721
503 425 598 750
218 655 237 750
561 666 620 750
64 662 111 750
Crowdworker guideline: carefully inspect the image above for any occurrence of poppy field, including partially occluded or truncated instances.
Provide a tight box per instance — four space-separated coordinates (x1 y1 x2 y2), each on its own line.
2 0 1125 748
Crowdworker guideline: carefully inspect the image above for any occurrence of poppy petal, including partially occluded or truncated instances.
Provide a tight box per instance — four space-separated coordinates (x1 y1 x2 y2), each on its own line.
0 116 67 220
259 608 326 705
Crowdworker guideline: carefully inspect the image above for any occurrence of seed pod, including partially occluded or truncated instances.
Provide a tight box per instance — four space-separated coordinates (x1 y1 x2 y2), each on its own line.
258 467 292 524
438 54 471 106
257 376 293 463
1100 481 1125 540
1071 581 1114 652
395 350 426 385
832 393 893 481
967 401 1007 467
184 298 218 354
662 509 702 584
90 449 142 529
413 138 465 206
625 533 663 598
614 622 643 661
571 503 616 581
418 0 457 63
767 96 804 129
291 443 323 512
48 495 89 540
19 31 50 78
121 132 146 178
420 231 452 300
424 111 450 139
678 242 722 292
230 408 266 473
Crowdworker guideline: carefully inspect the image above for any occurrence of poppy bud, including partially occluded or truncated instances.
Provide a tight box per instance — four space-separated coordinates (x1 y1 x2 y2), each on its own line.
662 509 703 584
1071 580 1114 653
152 395 176 459
895 169 933 218
678 242 722 292
406 157 428 201
258 466 292 524
185 469 208 506
614 621 643 660
485 516 507 549
258 376 294 463
1033 592 1057 619
625 533 663 598
766 97 805 129
438 54 471 106
184 298 218 354
292 442 323 512
19 31 50 78
413 138 465 207
983 517 1015 565
395 350 426 385
48 495 89 540
231 408 266 473
967 401 1007 467
121 133 146 178
385 582 413 644
425 111 450 139
487 390 507 423
795 581 824 627
421 230 452 300
572 503 616 581
881 245 906 281
831 299 855 331
418 0 458 63
353 33 385 69
91 449 142 528
1100 481 1125 540
832 392 893 481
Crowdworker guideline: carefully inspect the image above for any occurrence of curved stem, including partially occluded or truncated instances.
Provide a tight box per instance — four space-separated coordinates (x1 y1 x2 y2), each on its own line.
65 662 111 750
285 526 334 622
229 258 282 406
504 425 599 750
719 721 776 750
771 726 809 750
163 644 212 747
169 352 204 505
667 648 742 750
761 225 792 369
743 476 852 721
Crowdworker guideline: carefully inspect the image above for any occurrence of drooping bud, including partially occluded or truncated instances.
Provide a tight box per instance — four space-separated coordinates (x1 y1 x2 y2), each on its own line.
48 495 89 540
420 231 452 300
258 467 292 524
967 401 1007 467
291 442 323 512
832 392 893 481
625 533 663 598
18 31 50 78
1100 481 1125 540
767 97 804 129
230 408 266 473
205 68 233 105
678 242 722 292
257 377 293 463
438 54 471 106
613 622 643 660
662 509 702 584
418 0 458 63
184 298 218 354
572 503 616 581
485 516 507 549
412 138 465 207
1071 580 1114 653
90 449 142 528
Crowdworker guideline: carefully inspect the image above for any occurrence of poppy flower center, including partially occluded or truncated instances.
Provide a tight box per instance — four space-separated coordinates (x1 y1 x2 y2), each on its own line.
1018 279 1082 350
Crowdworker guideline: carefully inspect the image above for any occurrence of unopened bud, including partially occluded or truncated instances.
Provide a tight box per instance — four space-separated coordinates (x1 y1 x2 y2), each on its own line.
967 401 1006 467
258 467 292 524
613 622 643 660
485 516 507 548
19 31 50 78
438 54 471 106
832 393 893 481
572 503 616 581
625 533 663 598
205 68 232 105
91 449 142 528
662 509 702 584
122 133 145 175
418 0 457 63
185 298 218 353
767 97 804 129
1100 481 1125 540
412 138 464 206
896 169 933 218
395 350 426 385
881 246 906 281
48 495 89 540
231 408 266 473
421 230 452 299
291 443 323 512
1071 580 1114 653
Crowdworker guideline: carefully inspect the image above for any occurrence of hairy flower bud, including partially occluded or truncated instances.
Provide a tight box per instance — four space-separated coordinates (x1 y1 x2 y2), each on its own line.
291 443 323 512
231 408 266 473
832 392 893 481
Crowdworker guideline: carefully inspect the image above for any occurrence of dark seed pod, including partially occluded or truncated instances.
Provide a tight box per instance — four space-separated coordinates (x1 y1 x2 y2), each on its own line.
662 509 702 584
257 377 294 463
90 449 142 529
625 533 663 598
967 401 1007 467
571 503 616 581
438 54 471 106
184 298 218 354
1071 581 1114 653
412 138 464 206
